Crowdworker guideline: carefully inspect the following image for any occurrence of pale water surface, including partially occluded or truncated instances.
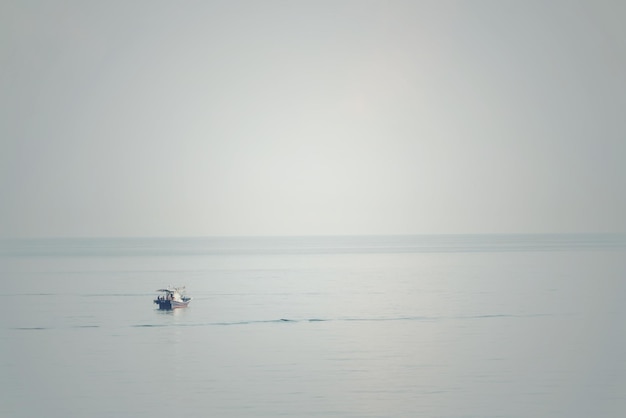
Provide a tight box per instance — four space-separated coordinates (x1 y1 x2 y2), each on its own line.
1 234 625 417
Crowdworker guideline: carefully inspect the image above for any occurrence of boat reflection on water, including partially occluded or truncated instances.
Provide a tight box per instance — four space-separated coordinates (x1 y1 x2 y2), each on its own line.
154 287 191 310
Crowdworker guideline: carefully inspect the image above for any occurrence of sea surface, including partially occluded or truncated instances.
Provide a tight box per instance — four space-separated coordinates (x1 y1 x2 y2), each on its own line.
1 234 625 417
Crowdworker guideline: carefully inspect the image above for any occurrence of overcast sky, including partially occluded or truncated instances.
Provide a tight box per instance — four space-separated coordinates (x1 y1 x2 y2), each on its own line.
1 0 625 238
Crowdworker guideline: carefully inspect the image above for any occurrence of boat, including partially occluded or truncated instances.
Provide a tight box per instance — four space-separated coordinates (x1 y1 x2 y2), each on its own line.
154 287 191 310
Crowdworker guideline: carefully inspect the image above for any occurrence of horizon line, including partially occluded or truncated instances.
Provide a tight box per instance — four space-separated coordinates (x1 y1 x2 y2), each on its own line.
2 231 625 241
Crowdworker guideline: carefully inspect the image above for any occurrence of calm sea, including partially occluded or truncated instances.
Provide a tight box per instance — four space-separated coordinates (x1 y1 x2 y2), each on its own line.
1 234 625 417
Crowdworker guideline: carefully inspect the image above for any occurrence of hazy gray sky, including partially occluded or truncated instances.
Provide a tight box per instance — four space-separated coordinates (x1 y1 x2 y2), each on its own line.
1 0 625 237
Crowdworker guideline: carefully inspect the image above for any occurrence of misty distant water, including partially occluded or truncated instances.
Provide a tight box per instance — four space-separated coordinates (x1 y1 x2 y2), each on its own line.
1 234 625 417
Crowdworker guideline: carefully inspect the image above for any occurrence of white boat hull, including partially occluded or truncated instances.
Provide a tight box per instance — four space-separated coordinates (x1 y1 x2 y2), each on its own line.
170 300 190 309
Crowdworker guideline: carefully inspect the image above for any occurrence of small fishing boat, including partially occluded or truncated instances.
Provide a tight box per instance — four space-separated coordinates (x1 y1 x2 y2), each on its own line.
154 287 191 310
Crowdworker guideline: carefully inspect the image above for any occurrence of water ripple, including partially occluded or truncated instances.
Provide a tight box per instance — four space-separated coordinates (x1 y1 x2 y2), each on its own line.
129 313 556 328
